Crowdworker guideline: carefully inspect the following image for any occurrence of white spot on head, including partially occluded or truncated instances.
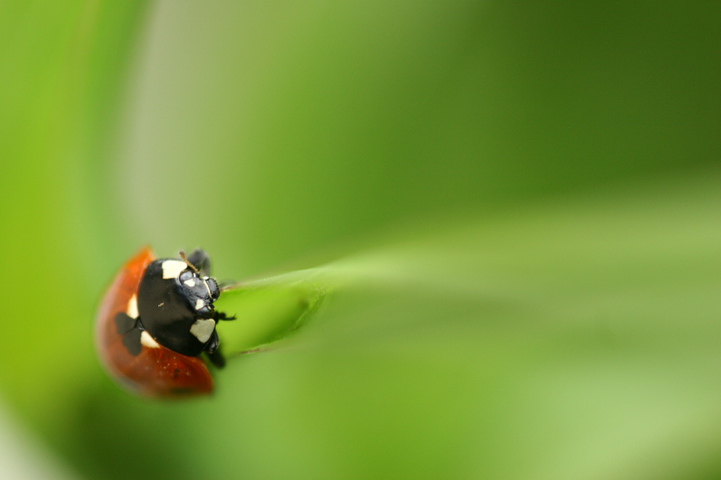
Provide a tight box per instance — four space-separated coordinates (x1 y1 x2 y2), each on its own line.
195 299 205 310
126 295 139 319
162 260 188 279
183 278 196 287
140 331 160 349
189 319 215 343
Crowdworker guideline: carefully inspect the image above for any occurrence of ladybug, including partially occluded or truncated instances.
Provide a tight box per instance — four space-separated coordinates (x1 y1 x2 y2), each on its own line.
95 247 235 397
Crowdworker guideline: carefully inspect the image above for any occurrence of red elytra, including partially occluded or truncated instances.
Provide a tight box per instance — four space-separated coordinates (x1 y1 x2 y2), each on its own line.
95 247 213 397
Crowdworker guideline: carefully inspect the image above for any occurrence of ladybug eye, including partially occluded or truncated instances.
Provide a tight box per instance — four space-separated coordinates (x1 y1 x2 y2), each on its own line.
205 278 220 300
179 270 195 282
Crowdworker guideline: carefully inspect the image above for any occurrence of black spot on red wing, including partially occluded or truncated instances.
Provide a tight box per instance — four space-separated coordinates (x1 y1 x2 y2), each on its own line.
122 328 142 356
115 312 136 335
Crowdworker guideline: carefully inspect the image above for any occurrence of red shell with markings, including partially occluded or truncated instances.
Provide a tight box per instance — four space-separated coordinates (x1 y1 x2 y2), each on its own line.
95 247 213 397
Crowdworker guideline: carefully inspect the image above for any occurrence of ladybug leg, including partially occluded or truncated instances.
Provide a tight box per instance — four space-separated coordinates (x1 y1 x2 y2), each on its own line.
204 331 226 368
205 330 220 353
206 350 226 368
186 248 211 277
213 310 236 321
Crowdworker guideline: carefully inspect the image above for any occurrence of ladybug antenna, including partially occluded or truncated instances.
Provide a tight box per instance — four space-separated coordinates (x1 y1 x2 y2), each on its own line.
178 250 200 274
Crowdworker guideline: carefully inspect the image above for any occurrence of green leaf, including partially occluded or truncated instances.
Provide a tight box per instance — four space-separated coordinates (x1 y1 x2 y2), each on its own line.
204 172 721 480
215 270 327 355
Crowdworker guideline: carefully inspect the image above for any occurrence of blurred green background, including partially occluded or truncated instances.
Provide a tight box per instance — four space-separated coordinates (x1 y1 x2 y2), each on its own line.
1 1 721 479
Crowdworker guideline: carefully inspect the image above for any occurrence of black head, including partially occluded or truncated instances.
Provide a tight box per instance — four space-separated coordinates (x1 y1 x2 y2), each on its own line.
178 268 220 318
